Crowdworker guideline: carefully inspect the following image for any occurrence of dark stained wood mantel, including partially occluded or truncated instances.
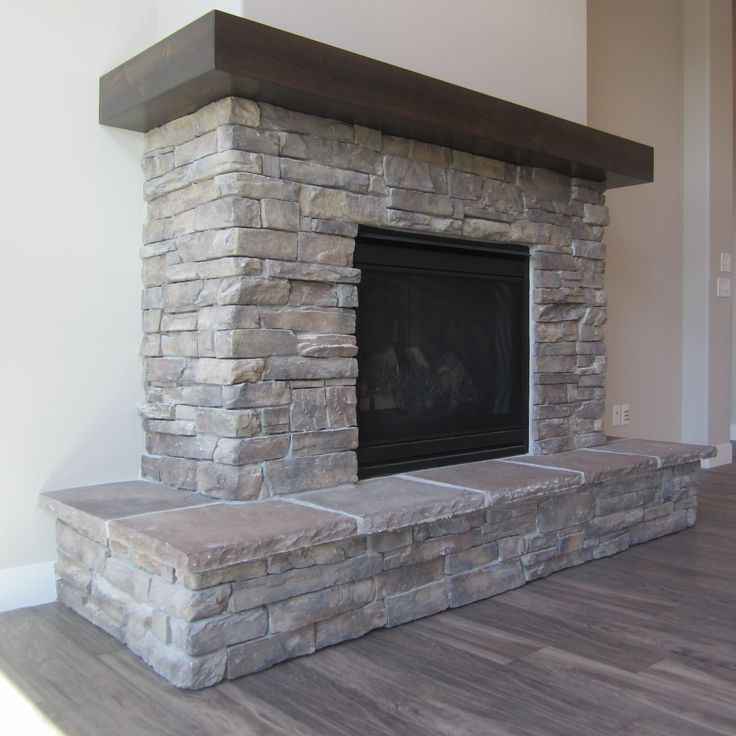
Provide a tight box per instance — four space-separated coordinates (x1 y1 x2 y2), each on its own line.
99 11 653 188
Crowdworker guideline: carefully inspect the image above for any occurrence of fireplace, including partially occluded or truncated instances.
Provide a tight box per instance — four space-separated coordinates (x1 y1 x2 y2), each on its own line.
42 10 720 692
355 228 529 476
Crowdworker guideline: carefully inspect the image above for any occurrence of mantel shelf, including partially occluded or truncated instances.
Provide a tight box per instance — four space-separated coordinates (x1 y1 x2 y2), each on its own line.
99 11 653 188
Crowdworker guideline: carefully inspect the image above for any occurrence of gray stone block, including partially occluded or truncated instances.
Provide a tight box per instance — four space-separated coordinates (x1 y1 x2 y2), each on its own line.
227 626 315 679
149 578 231 621
214 435 289 465
268 578 375 633
263 452 357 494
214 329 297 358
170 608 267 655
194 408 260 438
263 356 358 381
282 158 370 193
385 582 449 627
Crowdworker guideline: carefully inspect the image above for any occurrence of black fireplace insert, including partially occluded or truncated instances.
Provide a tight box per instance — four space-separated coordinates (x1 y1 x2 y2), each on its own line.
355 228 529 477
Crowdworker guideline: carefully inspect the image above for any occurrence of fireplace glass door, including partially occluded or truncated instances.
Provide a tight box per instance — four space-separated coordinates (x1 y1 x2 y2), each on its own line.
355 228 529 476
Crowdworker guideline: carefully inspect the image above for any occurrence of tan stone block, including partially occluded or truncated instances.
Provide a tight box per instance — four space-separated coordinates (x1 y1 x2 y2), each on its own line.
196 461 263 501
298 185 385 223
194 408 260 438
194 358 264 385
297 232 355 266
217 277 290 306
217 125 280 155
260 198 299 231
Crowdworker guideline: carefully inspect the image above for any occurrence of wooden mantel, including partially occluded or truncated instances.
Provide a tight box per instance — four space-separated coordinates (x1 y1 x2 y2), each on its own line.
99 11 652 188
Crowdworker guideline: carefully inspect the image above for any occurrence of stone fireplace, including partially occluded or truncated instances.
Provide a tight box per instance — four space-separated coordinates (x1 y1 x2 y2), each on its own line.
40 11 714 689
138 94 609 498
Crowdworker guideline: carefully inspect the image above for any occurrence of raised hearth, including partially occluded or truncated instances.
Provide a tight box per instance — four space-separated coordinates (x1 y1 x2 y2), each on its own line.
42 439 714 688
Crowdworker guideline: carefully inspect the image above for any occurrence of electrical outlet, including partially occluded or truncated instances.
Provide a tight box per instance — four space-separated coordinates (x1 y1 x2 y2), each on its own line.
612 405 621 427
721 252 732 273
717 277 732 298
621 404 631 425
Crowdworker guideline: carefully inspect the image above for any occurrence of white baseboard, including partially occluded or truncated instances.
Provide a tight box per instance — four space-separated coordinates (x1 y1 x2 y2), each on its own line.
0 561 56 613
701 442 733 469
730 424 736 441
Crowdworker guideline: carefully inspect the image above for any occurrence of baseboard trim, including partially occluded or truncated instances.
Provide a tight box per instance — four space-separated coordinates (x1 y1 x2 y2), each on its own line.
701 442 733 469
0 561 56 613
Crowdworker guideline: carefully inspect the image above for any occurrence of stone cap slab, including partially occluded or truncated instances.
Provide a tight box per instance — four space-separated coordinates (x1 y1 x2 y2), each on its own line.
294 476 488 534
500 448 660 484
403 459 581 505
40 480 216 545
41 437 714 576
582 438 716 467
108 500 357 573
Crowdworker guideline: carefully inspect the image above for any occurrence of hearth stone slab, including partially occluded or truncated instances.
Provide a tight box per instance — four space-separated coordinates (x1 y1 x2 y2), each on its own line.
504 448 659 483
41 439 714 689
108 500 358 573
40 481 216 545
584 438 711 467
296 476 488 533
405 459 581 503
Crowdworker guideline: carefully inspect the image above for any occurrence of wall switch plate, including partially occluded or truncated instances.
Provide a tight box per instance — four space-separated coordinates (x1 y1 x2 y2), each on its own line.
717 277 732 298
621 404 631 425
720 252 732 273
612 405 621 427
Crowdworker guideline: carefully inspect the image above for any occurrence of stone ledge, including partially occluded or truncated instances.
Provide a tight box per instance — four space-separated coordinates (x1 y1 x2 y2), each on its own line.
42 439 714 573
41 438 713 688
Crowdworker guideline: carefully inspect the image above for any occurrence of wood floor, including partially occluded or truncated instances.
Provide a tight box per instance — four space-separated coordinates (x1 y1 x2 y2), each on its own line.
2 462 735 736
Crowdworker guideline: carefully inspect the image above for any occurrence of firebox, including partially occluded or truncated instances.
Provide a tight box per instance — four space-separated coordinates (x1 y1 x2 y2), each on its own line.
355 228 529 477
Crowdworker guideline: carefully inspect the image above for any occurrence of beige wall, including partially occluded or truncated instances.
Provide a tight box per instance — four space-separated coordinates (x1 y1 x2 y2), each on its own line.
588 0 732 450
587 0 685 441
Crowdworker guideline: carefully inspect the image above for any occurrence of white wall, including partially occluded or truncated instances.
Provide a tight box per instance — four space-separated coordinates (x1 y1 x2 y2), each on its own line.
0 0 154 606
156 0 588 123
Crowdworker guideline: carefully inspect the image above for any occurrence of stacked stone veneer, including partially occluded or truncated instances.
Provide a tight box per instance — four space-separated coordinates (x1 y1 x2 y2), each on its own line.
139 97 610 499
42 442 707 689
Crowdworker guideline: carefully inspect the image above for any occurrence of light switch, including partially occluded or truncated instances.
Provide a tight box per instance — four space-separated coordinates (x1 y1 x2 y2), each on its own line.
717 277 732 298
721 252 732 273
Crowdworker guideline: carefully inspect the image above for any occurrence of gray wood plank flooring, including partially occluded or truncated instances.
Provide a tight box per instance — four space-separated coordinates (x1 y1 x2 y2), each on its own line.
1 462 734 735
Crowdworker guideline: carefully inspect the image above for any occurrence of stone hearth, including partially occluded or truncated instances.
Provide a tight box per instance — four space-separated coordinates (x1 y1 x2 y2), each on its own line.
42 439 712 688
40 12 711 691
